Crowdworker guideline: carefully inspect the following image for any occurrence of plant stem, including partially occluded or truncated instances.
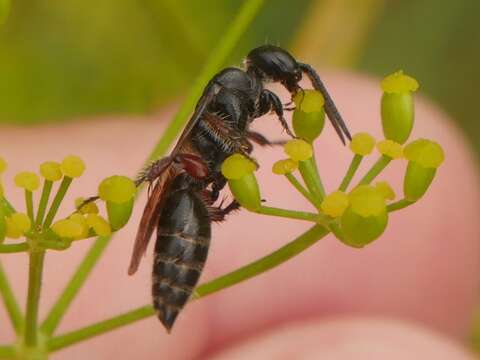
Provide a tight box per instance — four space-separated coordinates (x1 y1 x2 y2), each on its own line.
338 154 362 191
387 198 415 212
36 180 53 227
42 0 264 338
0 242 29 253
147 0 265 162
357 155 391 186
41 236 110 336
43 177 72 229
285 173 321 208
24 250 45 347
0 196 16 215
0 345 15 358
25 190 34 223
0 262 23 334
47 225 329 351
298 157 325 202
254 206 319 223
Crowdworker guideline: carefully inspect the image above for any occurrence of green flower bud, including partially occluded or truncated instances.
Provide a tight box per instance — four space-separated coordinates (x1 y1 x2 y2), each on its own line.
98 175 136 204
40 161 63 182
284 139 313 161
61 155 85 178
68 213 90 239
339 185 388 247
106 198 134 231
272 159 298 175
5 213 31 239
381 70 419 144
221 154 261 211
349 133 376 156
403 139 444 201
375 181 396 201
86 214 111 237
52 219 83 240
376 140 403 159
321 191 349 218
14 172 40 191
75 197 99 214
292 90 325 142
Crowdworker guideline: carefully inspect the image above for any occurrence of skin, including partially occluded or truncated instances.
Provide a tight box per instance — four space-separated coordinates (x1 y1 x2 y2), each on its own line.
0 72 478 359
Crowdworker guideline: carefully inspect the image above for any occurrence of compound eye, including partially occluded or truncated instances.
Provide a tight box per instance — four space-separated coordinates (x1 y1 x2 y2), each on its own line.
294 70 302 82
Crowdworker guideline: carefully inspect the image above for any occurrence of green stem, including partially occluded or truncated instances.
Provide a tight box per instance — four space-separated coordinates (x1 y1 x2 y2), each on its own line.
0 242 29 253
43 177 72 229
42 0 264 338
357 155 391 186
36 180 53 227
338 154 362 191
387 198 415 212
0 262 23 334
298 157 325 202
285 173 321 208
25 190 34 223
0 196 16 215
254 205 319 223
0 345 15 358
40 236 110 336
47 225 329 352
24 251 45 347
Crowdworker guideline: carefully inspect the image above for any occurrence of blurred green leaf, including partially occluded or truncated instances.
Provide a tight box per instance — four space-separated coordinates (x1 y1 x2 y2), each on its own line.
0 0 9 25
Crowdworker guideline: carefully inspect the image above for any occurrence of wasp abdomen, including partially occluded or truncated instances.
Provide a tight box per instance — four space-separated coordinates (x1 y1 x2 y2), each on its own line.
152 183 211 331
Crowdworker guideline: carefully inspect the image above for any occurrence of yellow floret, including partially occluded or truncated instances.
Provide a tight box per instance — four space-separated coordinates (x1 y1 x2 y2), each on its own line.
61 155 85 178
0 182 3 197
381 70 419 94
86 214 111 236
75 197 99 214
0 157 7 174
98 175 136 204
68 213 90 239
377 140 403 159
40 161 63 181
14 172 40 191
284 139 313 161
349 133 376 156
272 159 298 175
404 139 445 168
349 185 386 217
11 213 31 233
375 181 396 200
293 90 324 112
52 219 83 239
5 217 22 239
321 191 349 218
221 154 257 180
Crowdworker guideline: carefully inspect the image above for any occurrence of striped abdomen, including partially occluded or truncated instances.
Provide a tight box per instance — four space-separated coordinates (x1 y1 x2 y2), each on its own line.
153 184 211 331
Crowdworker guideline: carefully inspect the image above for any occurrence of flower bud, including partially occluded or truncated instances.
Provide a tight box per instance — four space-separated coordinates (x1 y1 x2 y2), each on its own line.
272 159 298 175
40 161 63 182
106 199 134 231
61 155 85 178
5 213 31 239
381 70 419 144
375 181 396 201
284 139 313 161
0 157 7 174
52 219 83 240
403 139 444 201
68 213 90 239
292 90 325 142
98 175 135 230
14 172 40 191
349 133 376 156
376 140 403 159
75 197 99 214
321 191 349 218
340 185 388 247
86 214 111 237
221 154 261 211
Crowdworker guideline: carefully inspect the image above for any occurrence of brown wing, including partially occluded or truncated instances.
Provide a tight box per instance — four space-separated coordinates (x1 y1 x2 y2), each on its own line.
128 167 175 275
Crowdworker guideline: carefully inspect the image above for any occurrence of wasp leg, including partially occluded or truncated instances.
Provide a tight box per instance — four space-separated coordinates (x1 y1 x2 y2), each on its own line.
247 131 287 147
210 176 227 203
258 89 295 138
209 200 240 222
298 62 351 144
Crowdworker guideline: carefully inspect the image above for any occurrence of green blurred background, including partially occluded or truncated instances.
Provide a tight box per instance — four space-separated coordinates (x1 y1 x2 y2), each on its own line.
0 0 478 157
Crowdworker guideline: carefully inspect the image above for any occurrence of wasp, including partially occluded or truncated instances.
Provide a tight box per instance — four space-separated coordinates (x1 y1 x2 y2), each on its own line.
128 45 351 331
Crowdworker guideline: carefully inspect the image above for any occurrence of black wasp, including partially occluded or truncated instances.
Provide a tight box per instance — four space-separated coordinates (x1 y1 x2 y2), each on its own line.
128 45 351 331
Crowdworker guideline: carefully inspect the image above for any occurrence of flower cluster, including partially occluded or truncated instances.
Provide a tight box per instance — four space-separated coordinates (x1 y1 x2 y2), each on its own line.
0 155 136 251
221 71 444 248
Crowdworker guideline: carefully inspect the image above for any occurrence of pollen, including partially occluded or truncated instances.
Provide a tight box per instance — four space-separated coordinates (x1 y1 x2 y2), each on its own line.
86 214 111 237
349 185 386 217
404 139 445 168
272 159 298 175
350 133 376 155
293 90 324 112
75 197 99 214
221 154 257 180
40 161 63 182
321 191 349 218
375 181 396 200
52 219 83 239
61 155 85 178
381 70 419 94
377 140 403 159
0 157 7 174
14 172 40 191
98 175 136 204
284 139 313 161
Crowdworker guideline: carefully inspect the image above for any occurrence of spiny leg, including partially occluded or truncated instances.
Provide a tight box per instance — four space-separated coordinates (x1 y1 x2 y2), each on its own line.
247 131 287 147
259 89 296 138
